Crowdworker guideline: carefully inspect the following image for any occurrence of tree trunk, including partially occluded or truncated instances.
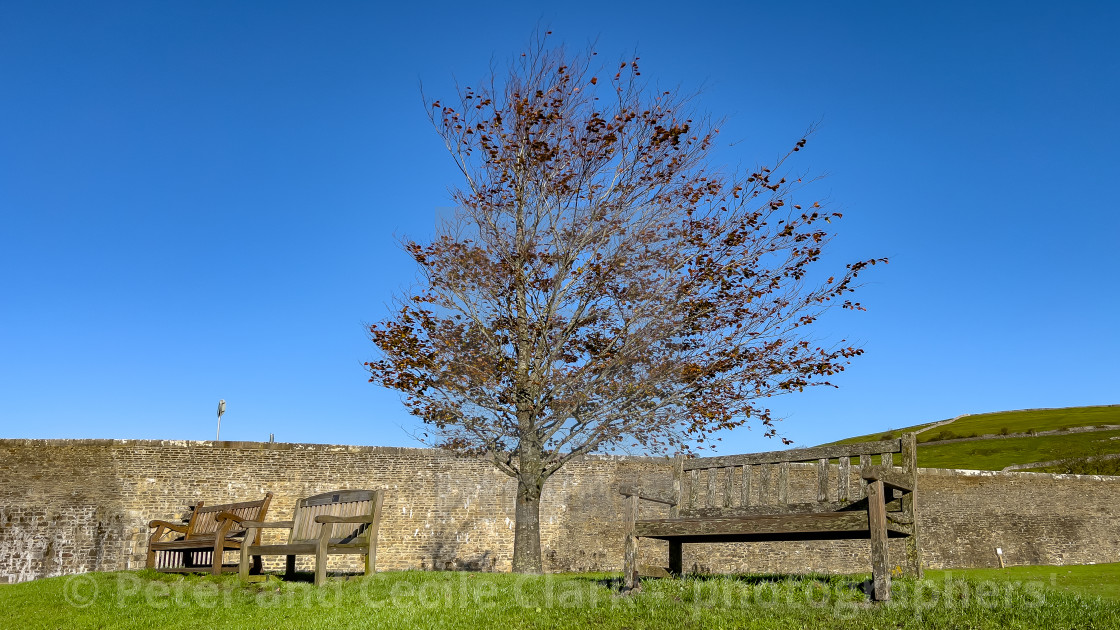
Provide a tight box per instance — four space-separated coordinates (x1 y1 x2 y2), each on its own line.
511 474 544 573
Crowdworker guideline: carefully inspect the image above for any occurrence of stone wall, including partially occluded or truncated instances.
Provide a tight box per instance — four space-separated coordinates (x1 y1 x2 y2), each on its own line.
1 439 1117 583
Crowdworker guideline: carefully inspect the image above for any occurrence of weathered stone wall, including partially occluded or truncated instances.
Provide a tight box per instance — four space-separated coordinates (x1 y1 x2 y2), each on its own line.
1 439 1117 583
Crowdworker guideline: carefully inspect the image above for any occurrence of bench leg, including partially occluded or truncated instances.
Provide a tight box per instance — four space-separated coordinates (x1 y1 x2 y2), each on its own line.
315 545 328 587
285 555 296 578
668 541 683 577
623 494 639 588
905 529 922 579
867 480 891 601
903 493 923 579
211 542 224 576
366 490 383 577
238 546 252 582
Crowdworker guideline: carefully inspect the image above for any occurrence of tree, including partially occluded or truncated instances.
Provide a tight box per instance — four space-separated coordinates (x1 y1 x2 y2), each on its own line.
366 35 885 574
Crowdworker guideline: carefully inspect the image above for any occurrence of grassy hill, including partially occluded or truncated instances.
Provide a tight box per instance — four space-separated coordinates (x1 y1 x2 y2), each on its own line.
821 405 1120 473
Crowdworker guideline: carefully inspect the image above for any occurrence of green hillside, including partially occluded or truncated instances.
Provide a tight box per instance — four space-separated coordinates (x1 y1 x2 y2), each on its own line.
821 405 1120 472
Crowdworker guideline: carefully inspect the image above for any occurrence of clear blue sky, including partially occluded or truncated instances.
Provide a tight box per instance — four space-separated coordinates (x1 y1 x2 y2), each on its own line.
2 1 1117 453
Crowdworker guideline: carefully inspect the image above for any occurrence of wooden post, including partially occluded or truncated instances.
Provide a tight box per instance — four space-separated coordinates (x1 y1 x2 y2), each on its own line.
146 526 163 569
211 516 236 576
367 490 384 575
867 479 891 601
858 454 871 498
778 462 790 504
238 526 257 582
688 469 699 512
722 467 733 508
817 459 830 502
838 456 851 502
670 457 682 518
668 540 683 576
706 468 717 509
741 465 752 507
315 516 331 586
759 464 772 505
623 493 640 588
900 433 922 578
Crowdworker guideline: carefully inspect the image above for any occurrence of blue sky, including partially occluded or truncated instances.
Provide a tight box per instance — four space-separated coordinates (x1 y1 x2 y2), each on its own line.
2 1 1117 453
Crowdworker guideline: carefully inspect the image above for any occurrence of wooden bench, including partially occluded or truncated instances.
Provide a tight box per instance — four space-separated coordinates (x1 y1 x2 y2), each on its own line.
622 434 920 601
146 492 273 575
238 489 385 586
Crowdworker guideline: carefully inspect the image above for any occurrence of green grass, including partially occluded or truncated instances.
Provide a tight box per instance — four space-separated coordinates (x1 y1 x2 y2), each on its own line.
918 406 1120 442
3 567 1119 629
914 429 1120 470
927 562 1120 602
831 406 1120 446
827 420 944 445
822 406 1120 471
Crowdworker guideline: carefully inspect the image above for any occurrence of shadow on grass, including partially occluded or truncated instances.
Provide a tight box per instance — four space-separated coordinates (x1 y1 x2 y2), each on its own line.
575 571 873 598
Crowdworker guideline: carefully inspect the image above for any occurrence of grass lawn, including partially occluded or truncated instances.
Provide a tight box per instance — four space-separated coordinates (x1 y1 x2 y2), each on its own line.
917 406 1120 442
830 406 1120 446
3 566 1119 629
927 562 1120 601
914 429 1120 470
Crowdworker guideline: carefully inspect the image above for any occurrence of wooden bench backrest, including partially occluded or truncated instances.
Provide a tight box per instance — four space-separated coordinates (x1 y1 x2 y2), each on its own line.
674 434 916 515
185 493 273 539
289 490 379 545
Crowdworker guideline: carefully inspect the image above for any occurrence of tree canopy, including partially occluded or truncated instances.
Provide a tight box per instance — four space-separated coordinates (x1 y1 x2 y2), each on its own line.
366 36 885 572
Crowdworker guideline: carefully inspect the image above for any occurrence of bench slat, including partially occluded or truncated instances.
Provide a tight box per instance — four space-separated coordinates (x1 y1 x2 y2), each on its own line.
636 511 870 538
684 439 902 470
861 466 914 493
681 498 902 518
196 498 274 513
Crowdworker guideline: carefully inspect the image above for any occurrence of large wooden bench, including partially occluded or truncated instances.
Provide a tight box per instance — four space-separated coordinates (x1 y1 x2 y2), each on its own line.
622 434 920 601
239 489 385 586
146 492 273 575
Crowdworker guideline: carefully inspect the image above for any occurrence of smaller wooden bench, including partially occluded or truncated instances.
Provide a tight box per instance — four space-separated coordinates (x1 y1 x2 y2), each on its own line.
622 434 920 601
147 492 273 575
238 489 385 586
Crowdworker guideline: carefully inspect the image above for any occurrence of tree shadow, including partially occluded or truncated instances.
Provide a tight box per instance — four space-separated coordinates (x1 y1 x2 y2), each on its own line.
578 571 873 597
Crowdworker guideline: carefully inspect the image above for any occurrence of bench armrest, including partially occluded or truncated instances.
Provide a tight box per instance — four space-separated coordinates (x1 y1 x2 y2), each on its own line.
148 520 188 533
860 466 914 493
240 520 294 530
314 514 377 524
619 485 678 506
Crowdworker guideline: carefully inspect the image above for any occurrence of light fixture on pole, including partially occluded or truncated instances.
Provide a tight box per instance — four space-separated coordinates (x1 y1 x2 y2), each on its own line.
217 399 226 441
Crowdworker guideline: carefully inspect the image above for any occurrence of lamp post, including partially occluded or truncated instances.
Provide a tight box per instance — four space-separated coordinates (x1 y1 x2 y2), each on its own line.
216 399 226 441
